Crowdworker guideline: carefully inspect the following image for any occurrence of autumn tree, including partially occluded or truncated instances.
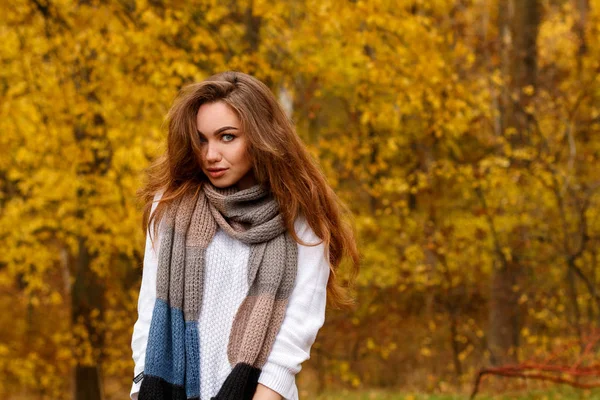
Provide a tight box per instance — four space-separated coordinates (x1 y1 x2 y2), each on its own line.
1 0 599 398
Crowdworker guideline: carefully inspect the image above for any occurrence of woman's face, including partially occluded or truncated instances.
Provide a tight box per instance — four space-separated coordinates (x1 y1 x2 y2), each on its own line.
196 101 256 190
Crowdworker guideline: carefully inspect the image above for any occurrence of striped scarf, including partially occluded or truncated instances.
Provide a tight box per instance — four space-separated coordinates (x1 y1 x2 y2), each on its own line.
138 182 298 400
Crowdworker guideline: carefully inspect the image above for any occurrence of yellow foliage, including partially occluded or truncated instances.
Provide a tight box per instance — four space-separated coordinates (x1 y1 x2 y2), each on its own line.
1 0 600 396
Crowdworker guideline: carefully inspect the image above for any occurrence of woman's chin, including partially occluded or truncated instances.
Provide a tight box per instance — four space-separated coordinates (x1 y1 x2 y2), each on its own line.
208 180 231 188
206 176 237 189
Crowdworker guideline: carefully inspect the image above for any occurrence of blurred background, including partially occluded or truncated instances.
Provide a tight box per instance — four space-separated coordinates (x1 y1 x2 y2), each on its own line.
1 0 600 399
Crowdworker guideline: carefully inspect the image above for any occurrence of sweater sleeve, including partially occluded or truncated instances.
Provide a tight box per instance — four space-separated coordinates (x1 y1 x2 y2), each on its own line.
257 216 331 400
130 192 162 400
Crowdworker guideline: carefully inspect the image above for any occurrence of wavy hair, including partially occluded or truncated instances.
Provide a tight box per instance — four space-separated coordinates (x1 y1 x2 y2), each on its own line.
137 71 359 308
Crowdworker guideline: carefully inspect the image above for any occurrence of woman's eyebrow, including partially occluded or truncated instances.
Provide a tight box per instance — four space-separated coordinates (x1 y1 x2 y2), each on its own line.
197 126 239 135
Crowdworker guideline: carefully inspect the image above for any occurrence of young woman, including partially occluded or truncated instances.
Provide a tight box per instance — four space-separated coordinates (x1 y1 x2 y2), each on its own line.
130 71 359 400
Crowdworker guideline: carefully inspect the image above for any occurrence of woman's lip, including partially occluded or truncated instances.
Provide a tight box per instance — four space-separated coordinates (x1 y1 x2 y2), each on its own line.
207 168 228 178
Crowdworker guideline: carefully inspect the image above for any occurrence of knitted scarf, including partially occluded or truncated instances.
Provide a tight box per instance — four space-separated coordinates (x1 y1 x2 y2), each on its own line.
137 182 298 400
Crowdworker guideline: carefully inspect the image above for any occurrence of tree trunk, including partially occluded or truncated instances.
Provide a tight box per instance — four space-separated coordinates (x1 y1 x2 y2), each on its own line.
71 236 105 400
487 0 540 367
74 365 103 400
488 260 522 365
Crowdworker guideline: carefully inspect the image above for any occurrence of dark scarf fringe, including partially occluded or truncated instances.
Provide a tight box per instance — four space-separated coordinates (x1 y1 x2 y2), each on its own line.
211 363 261 400
138 363 260 400
138 374 196 400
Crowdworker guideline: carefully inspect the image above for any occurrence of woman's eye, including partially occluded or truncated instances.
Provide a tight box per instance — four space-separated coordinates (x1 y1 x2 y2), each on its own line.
222 134 235 142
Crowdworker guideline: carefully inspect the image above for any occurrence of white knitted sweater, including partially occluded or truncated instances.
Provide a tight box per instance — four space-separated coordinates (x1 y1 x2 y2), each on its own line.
130 196 330 400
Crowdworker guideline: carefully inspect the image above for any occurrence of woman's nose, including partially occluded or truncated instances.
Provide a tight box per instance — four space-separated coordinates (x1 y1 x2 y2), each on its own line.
204 143 222 162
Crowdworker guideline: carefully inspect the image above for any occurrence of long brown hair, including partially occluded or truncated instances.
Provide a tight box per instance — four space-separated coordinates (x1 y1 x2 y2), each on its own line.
137 71 359 308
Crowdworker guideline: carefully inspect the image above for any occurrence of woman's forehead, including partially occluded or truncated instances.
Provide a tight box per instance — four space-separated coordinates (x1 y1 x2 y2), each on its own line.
196 101 240 135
